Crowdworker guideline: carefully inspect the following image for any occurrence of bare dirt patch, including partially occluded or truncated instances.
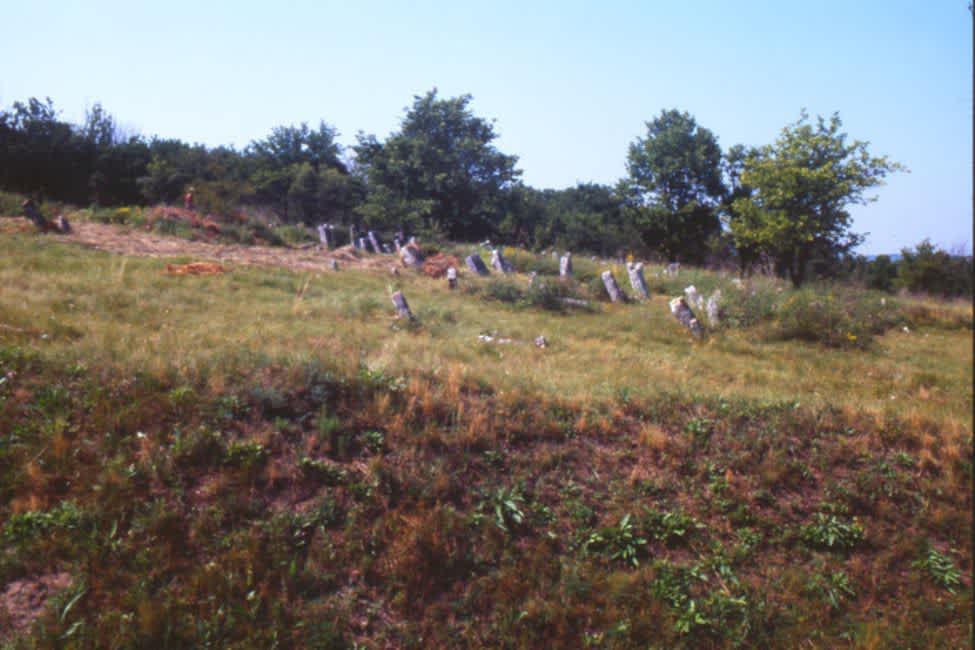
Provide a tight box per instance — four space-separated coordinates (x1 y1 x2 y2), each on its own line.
0 571 72 634
2 217 407 274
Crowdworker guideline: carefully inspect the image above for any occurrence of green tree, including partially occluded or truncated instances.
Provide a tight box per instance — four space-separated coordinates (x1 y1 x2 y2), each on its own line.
620 109 725 263
897 240 973 297
354 89 520 239
728 111 903 286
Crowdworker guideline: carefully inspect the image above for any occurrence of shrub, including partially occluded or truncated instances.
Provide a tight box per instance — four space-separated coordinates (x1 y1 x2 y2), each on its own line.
771 287 899 349
799 513 865 550
913 545 962 593
584 514 647 566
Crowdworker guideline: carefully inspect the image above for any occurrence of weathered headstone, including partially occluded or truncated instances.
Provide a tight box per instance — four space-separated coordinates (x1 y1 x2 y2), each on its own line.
382 243 392 254
528 271 538 289
350 225 359 248
393 236 402 252
391 291 414 320
317 224 333 249
390 266 400 276
534 335 548 348
684 285 704 311
664 262 680 276
368 231 382 255
358 237 371 252
601 270 624 303
54 215 71 234
401 243 422 268
329 259 339 271
706 290 722 327
626 262 649 299
559 253 572 279
447 267 458 289
491 248 513 273
669 296 702 338
466 253 490 276
22 200 51 232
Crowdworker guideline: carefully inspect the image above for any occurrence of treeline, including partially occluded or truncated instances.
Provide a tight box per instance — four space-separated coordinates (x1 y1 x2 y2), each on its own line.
1 92 970 293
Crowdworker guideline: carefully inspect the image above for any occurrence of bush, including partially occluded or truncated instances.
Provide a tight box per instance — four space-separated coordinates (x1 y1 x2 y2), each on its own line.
799 513 865 550
897 240 973 298
771 287 900 349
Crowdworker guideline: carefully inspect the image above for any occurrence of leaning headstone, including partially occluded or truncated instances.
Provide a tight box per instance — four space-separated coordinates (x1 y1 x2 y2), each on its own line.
706 290 722 327
466 253 490 276
22 200 51 232
391 291 414 320
491 248 513 273
626 262 649 299
559 253 572 279
447 267 458 289
669 297 702 338
54 215 71 234
534 335 548 348
601 271 624 303
393 236 402 252
684 285 704 311
359 237 372 253
528 271 538 289
317 224 332 248
329 259 339 271
401 243 422 268
382 243 392 254
368 231 382 255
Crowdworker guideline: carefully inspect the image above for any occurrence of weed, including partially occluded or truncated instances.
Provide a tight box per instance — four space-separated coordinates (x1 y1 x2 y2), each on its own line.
584 514 647 567
913 545 962 593
799 513 865 551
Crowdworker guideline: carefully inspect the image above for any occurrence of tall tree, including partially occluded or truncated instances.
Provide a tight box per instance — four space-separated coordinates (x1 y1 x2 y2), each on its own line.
728 111 903 286
354 89 520 239
619 109 725 262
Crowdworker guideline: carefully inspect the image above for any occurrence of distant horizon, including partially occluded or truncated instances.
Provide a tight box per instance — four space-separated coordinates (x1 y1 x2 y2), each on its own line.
1 1 970 255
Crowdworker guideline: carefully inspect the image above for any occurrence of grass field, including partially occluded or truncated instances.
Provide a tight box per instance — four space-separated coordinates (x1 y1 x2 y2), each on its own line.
0 225 971 648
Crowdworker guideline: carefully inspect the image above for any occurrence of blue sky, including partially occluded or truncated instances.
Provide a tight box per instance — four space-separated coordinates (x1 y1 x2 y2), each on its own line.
1 0 970 254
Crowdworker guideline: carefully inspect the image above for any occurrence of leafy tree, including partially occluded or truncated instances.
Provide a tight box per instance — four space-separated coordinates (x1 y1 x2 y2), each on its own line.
728 111 903 286
354 89 520 239
620 109 725 263
247 121 343 173
897 240 973 297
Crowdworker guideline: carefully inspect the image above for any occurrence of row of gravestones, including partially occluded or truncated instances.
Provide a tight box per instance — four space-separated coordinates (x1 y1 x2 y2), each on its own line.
316 223 411 256
384 243 720 339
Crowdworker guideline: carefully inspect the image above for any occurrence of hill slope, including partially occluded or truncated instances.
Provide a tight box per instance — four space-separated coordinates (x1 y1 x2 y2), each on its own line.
0 224 971 648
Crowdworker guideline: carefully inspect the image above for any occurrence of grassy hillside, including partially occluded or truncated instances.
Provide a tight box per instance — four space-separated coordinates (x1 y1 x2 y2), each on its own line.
0 227 971 648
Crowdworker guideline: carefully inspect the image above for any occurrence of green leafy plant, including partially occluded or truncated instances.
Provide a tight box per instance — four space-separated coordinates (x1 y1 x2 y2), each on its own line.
584 514 647 567
913 546 962 593
799 513 865 550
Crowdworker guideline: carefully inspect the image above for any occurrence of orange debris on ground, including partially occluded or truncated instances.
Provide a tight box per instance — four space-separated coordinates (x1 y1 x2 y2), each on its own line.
422 253 461 278
148 206 223 236
164 262 227 276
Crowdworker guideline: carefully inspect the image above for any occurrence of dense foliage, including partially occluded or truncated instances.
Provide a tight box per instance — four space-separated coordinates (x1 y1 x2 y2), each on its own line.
2 95 967 293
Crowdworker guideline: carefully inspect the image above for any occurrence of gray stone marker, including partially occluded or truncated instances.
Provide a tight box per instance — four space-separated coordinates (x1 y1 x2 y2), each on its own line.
491 248 513 273
391 291 414 320
466 253 490 276
626 262 649 299
447 267 458 289
601 270 624 303
559 253 572 279
706 290 722 327
401 243 422 268
528 271 538 289
368 231 382 255
669 296 702 338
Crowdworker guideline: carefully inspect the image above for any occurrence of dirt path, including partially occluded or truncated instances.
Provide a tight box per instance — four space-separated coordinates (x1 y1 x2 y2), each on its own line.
4 218 385 273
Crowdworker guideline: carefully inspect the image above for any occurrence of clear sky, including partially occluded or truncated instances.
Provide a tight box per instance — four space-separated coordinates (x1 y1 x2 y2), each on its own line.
1 0 971 254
